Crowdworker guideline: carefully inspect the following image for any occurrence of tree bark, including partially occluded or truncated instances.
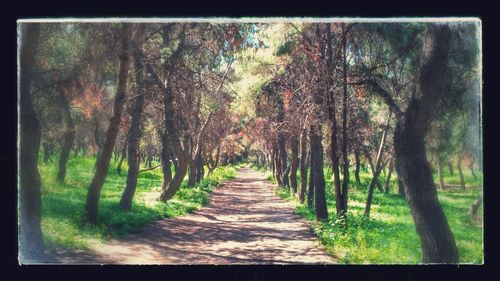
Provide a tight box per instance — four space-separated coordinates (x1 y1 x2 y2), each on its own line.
43 142 51 164
307 137 315 209
56 87 75 183
274 143 283 186
341 23 350 215
85 24 133 224
160 130 173 186
393 24 458 263
311 124 328 221
159 83 190 201
354 146 361 188
299 128 308 203
398 178 405 197
326 23 346 217
277 94 288 188
119 31 146 211
19 23 45 262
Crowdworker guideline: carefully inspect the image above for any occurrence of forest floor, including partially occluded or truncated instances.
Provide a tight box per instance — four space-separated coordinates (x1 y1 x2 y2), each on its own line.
46 168 335 264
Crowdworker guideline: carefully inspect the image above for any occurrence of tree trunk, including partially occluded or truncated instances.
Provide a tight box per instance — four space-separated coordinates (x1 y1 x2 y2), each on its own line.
274 143 283 186
398 178 405 197
437 161 445 190
278 134 288 188
277 94 288 187
19 23 45 262
394 24 458 263
159 84 190 200
311 124 328 221
188 161 197 187
365 149 384 191
299 128 308 204
468 159 477 181
93 115 103 169
160 130 173 186
119 33 146 211
354 147 361 188
85 24 133 224
116 142 127 175
56 87 76 183
384 158 394 193
307 136 315 209
159 89 190 200
43 142 51 164
341 23 350 214
457 156 466 190
365 113 391 217
447 162 454 176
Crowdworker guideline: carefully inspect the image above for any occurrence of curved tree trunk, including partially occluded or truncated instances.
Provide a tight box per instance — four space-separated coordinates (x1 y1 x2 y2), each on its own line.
365 113 391 217
116 142 127 175
159 84 190 201
119 34 146 211
394 25 458 263
19 23 45 262
85 24 133 224
56 87 75 183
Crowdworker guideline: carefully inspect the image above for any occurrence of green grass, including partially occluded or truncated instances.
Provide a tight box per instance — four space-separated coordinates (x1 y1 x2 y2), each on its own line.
38 154 237 252
263 164 483 264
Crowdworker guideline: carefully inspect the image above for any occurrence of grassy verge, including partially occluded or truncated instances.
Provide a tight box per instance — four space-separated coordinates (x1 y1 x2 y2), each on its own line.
253 164 483 264
39 154 237 252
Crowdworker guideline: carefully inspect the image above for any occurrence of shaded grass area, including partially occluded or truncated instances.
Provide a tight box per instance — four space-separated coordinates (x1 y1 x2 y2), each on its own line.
252 164 483 264
39 155 237 252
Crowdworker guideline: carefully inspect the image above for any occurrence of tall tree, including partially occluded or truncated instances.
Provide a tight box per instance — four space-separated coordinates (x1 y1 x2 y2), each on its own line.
85 23 133 224
18 22 45 262
119 24 147 211
392 24 459 263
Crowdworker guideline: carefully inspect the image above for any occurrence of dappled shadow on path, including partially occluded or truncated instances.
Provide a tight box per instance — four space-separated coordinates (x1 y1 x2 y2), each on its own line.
51 168 335 264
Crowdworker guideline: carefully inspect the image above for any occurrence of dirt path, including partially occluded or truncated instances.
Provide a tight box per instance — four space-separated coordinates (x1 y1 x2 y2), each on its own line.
51 168 335 264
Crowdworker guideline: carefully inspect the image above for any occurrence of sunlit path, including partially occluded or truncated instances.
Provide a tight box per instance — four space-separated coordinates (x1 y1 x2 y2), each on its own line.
51 168 335 264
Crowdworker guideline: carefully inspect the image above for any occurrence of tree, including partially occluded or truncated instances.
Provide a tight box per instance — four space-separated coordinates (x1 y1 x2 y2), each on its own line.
85 23 133 224
19 22 45 262
119 24 147 211
392 24 459 263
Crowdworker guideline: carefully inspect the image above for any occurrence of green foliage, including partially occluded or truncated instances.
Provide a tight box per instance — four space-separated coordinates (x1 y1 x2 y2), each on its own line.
274 40 295 56
269 165 483 264
38 154 237 252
